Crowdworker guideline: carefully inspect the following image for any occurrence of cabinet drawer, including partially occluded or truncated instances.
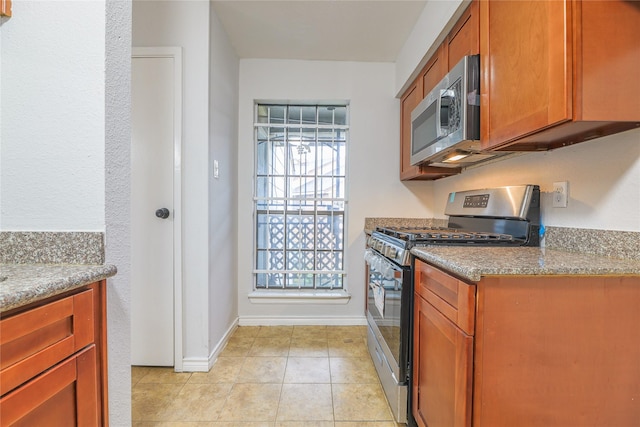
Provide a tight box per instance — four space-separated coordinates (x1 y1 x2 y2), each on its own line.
415 260 475 335
0 289 94 396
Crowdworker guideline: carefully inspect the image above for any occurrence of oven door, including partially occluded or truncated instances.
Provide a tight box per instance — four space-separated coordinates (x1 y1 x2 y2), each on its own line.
364 249 410 382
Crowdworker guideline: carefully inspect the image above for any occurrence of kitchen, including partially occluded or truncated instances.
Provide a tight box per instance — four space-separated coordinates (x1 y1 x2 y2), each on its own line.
1 0 639 426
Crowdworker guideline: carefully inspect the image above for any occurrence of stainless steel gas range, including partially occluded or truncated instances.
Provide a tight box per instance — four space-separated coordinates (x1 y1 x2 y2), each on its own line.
364 185 540 425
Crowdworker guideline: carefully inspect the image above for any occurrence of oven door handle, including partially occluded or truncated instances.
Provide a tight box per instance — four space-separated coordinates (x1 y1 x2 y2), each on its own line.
379 256 396 280
365 249 399 280
365 249 379 272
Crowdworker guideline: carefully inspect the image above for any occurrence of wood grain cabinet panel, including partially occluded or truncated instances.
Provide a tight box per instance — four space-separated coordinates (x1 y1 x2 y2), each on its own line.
446 0 479 70
0 346 99 427
480 0 640 151
413 285 473 427
0 0 11 17
473 275 640 427
421 44 446 99
0 290 94 396
399 80 423 181
412 259 640 427
0 282 108 426
480 0 571 147
415 261 475 335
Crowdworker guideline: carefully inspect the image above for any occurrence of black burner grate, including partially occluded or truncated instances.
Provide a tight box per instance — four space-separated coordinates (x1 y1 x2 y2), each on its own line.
375 226 518 244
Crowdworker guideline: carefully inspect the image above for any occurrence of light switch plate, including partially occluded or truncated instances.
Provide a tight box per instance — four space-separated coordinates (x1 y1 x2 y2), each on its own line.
213 160 219 179
553 181 568 208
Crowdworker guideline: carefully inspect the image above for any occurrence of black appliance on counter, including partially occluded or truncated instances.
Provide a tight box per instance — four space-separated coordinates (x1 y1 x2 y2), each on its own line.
364 185 540 425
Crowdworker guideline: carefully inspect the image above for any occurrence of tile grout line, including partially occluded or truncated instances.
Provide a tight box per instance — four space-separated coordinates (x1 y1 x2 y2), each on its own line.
132 326 396 425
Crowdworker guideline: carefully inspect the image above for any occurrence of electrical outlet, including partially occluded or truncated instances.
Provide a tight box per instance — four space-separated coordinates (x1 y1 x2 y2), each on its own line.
553 181 568 208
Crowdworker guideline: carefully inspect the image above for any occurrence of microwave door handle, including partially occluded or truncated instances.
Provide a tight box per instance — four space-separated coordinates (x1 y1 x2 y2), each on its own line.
437 89 455 138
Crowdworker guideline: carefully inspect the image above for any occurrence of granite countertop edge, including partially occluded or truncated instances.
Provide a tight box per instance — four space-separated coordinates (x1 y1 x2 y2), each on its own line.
0 263 117 313
411 246 640 282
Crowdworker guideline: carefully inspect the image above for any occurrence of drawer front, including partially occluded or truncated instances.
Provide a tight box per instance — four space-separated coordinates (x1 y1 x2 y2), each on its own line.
0 289 94 396
415 260 476 335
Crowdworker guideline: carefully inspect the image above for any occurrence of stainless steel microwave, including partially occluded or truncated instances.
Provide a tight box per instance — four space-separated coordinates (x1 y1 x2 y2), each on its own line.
410 55 484 167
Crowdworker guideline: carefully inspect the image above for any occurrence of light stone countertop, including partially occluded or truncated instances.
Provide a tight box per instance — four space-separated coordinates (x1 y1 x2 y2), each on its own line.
411 246 640 282
0 263 117 313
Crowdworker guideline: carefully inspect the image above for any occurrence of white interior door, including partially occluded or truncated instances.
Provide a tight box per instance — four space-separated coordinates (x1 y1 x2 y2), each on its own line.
131 53 179 366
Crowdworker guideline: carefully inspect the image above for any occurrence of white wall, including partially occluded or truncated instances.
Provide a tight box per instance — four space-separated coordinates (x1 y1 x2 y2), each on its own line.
208 7 240 355
105 0 132 424
0 1 105 230
432 129 640 232
238 59 434 322
133 0 212 363
134 0 240 367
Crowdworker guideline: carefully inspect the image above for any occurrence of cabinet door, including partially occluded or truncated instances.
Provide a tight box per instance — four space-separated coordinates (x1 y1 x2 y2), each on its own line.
0 345 99 427
480 0 572 149
421 44 446 98
413 295 473 427
447 0 479 70
578 0 640 122
400 80 423 180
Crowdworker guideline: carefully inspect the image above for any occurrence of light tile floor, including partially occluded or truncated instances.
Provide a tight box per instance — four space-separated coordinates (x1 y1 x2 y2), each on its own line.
132 325 403 427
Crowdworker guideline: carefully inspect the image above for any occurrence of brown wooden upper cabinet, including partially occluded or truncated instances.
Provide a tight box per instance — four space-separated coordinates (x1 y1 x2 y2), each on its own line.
400 1 478 181
0 0 12 17
446 0 479 71
401 47 461 181
480 0 640 151
401 0 640 181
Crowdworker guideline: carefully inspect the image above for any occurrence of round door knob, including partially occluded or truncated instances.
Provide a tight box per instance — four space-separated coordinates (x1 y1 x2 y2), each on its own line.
155 208 170 219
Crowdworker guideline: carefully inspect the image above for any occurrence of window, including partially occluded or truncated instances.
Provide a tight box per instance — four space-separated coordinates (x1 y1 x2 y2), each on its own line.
254 104 348 290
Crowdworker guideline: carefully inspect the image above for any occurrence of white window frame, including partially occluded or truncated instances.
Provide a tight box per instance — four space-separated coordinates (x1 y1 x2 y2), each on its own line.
249 102 351 304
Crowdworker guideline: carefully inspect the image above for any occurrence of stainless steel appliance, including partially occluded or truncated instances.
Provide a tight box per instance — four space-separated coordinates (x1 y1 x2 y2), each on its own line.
410 55 508 168
364 247 412 423
365 185 540 425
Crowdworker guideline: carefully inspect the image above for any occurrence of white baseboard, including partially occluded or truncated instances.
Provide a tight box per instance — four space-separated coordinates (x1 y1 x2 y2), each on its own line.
238 316 367 326
179 316 368 371
180 318 239 372
181 357 210 372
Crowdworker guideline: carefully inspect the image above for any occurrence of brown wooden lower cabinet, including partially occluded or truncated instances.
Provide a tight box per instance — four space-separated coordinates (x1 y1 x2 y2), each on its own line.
413 259 640 427
413 295 473 427
0 281 108 426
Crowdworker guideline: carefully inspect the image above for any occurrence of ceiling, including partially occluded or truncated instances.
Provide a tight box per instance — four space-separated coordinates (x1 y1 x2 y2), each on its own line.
211 0 428 62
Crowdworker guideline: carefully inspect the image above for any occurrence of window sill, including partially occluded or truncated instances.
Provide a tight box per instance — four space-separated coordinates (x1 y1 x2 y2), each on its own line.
248 290 351 305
